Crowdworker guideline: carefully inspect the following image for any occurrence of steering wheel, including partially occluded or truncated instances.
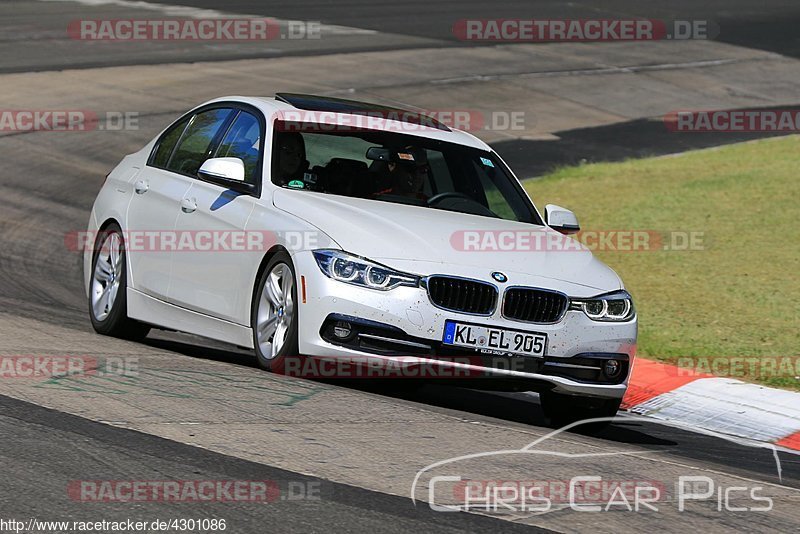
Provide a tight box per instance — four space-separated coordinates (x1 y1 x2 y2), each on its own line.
426 191 474 206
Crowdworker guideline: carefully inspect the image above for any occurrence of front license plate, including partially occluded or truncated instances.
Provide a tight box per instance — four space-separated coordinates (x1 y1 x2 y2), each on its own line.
442 320 547 357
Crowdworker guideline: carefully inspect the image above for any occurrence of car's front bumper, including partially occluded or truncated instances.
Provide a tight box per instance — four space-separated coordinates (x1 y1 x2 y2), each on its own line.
292 251 637 399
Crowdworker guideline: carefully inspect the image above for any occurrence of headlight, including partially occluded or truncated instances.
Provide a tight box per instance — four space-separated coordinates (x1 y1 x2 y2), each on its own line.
569 290 635 322
313 250 419 291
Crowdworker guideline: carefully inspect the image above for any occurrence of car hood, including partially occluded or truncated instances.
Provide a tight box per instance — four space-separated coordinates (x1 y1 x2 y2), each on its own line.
273 189 623 293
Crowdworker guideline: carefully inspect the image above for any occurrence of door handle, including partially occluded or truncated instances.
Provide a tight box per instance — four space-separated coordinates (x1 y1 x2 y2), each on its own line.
134 180 149 194
180 197 197 213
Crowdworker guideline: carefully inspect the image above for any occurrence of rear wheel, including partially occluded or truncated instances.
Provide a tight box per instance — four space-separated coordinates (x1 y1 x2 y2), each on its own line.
252 252 300 372
88 224 150 341
539 390 621 431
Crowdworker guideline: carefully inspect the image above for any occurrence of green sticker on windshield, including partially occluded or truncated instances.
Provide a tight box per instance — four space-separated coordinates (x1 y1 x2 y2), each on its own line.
480 157 495 167
288 180 305 189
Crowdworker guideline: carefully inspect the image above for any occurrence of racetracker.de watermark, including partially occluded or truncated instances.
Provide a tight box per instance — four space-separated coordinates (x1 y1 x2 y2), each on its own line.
0 355 138 379
274 356 524 379
665 109 800 132
672 356 800 380
66 230 321 253
453 19 717 41
67 18 321 41
67 480 321 502
450 229 706 252
275 109 529 133
0 110 139 132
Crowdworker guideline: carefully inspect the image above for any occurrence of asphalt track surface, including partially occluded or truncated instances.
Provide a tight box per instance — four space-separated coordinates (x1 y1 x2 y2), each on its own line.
5 0 800 175
0 395 547 533
142 0 800 57
1 0 800 532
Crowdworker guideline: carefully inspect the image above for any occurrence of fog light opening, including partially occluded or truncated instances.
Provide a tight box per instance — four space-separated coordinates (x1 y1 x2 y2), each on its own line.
333 321 353 340
603 359 622 379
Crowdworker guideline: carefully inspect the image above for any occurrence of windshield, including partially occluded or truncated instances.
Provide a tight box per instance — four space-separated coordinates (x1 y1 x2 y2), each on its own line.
271 121 542 224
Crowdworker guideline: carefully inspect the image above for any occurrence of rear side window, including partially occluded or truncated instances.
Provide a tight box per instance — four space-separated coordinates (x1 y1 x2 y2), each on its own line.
215 111 262 185
151 116 189 168
166 108 232 176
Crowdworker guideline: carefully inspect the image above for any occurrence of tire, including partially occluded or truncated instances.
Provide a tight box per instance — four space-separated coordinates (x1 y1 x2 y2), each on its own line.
88 224 150 341
539 390 622 432
252 251 300 372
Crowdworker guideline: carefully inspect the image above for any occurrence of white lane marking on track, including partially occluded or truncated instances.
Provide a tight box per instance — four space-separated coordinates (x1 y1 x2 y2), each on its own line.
430 58 764 84
36 0 378 35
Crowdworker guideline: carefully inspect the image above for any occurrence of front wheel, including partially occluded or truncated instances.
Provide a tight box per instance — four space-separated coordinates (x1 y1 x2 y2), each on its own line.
539 390 621 432
252 252 300 372
88 224 150 341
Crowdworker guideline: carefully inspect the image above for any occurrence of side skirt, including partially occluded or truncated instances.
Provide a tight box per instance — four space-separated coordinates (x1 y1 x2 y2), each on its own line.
127 288 254 349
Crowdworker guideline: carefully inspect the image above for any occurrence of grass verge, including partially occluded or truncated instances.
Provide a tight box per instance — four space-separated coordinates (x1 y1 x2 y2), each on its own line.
525 136 800 389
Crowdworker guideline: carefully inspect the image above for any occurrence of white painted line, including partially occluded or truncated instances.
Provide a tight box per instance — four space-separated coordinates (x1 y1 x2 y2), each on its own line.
431 58 763 85
37 0 377 35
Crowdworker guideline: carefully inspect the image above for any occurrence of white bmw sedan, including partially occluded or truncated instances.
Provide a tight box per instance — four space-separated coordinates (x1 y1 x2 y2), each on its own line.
85 93 637 425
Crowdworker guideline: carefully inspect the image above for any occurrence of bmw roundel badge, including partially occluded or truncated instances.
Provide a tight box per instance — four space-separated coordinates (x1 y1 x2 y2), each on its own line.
491 272 508 283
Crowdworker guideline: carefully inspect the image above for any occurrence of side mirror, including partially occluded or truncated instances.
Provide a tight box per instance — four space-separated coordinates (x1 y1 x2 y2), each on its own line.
545 204 580 235
198 157 246 183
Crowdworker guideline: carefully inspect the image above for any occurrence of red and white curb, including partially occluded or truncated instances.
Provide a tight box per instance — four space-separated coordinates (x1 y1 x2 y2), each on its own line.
622 359 800 451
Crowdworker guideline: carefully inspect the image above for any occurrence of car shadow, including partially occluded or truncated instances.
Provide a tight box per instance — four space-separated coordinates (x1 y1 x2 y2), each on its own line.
143 332 671 445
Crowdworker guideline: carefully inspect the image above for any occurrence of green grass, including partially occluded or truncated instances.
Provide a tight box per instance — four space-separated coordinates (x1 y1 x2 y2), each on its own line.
524 136 800 389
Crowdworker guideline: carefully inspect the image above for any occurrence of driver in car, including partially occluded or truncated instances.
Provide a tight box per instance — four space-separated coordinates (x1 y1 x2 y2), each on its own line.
274 131 309 186
374 146 429 200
